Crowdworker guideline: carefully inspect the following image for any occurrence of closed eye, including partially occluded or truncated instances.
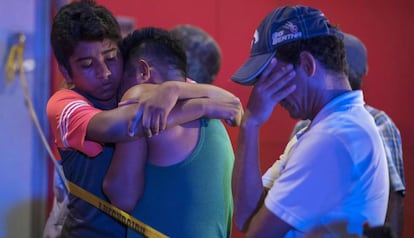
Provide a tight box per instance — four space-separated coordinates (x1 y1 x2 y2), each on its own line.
79 59 93 68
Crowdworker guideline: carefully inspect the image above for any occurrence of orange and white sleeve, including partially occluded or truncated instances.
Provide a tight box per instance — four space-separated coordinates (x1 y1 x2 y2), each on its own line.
46 89 103 157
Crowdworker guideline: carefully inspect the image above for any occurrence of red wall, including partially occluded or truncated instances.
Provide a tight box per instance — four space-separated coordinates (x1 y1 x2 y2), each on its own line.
96 1 414 237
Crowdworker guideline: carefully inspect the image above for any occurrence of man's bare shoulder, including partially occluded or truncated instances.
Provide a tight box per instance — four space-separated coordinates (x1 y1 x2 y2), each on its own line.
121 84 158 101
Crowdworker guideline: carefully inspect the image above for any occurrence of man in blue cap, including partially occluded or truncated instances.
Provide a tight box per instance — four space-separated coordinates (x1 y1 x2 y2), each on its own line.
289 32 406 238
231 5 389 237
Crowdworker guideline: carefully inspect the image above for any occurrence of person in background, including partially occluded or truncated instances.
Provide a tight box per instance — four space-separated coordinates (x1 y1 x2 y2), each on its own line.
231 5 389 237
170 24 222 84
45 1 241 237
290 32 406 238
103 27 238 238
117 16 136 38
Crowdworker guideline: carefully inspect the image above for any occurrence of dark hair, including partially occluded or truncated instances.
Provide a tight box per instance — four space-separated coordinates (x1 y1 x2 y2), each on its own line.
50 0 122 76
276 32 348 75
348 65 363 90
120 27 187 81
170 25 221 84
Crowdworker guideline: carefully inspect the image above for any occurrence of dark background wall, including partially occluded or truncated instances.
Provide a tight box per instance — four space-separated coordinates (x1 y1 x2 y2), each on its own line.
53 0 413 237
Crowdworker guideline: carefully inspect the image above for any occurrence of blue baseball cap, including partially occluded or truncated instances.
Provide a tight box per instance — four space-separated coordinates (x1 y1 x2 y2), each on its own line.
231 5 342 85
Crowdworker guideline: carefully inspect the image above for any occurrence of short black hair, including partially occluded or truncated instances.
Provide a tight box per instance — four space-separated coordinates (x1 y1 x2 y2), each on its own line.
276 32 348 75
120 27 187 81
50 0 122 76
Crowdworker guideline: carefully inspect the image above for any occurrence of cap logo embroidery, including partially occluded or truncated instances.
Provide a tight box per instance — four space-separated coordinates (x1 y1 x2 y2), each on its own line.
284 22 298 33
272 21 302 45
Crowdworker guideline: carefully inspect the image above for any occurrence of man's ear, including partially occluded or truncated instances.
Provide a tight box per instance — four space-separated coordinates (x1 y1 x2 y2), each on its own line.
299 51 316 77
58 65 73 84
136 59 151 82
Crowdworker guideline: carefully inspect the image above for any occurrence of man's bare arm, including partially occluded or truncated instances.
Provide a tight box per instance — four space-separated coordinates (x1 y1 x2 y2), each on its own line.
87 82 242 142
123 82 240 136
103 139 147 212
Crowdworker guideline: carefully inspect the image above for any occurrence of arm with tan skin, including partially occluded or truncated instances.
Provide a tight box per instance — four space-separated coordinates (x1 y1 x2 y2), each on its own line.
103 82 242 210
124 81 241 137
386 190 404 238
103 138 148 212
87 81 241 142
232 59 296 236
